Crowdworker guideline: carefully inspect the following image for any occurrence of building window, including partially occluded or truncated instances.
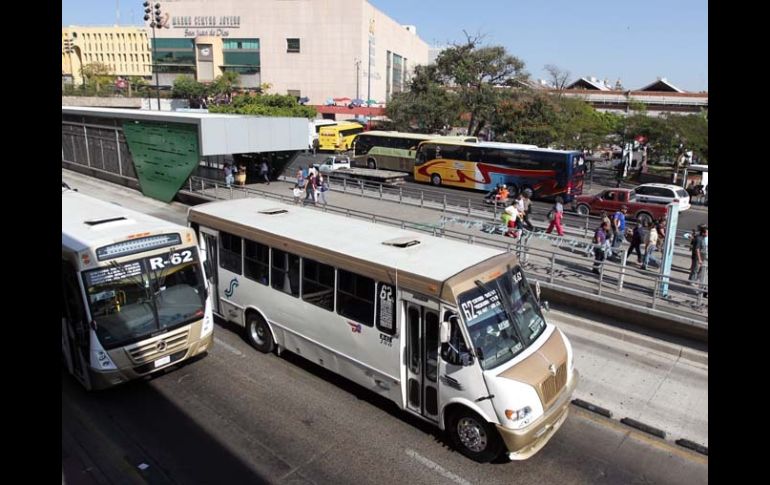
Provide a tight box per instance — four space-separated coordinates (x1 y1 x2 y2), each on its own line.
287 89 301 98
286 38 300 53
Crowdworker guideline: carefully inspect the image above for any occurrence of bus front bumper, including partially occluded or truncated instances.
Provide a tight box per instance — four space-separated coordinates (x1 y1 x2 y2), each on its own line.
89 332 214 390
496 369 580 460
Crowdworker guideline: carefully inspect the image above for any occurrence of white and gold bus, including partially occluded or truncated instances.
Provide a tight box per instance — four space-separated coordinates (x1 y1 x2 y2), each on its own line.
62 189 214 390
352 131 478 172
188 197 579 462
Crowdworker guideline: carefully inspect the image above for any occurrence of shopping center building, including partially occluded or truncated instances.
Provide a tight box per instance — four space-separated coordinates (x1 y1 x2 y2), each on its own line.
150 0 429 104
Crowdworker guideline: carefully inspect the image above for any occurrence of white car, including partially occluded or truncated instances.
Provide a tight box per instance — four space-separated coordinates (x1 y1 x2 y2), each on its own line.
314 156 351 173
632 183 691 211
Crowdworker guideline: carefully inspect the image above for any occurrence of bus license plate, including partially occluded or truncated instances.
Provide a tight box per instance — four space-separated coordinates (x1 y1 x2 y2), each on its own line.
154 355 171 368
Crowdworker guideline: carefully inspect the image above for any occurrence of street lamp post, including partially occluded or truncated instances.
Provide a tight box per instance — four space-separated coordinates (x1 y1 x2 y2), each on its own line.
143 1 162 110
354 58 361 100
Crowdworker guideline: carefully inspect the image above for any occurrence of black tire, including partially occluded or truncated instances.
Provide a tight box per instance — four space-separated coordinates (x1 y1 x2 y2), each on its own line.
430 173 442 186
246 312 274 353
367 159 376 169
636 212 653 227
576 204 591 216
447 408 504 463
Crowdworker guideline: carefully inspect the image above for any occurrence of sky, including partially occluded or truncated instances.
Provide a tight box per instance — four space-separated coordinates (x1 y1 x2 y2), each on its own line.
61 0 708 92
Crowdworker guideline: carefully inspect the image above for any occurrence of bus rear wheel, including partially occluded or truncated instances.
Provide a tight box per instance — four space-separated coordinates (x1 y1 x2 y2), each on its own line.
447 408 503 463
246 312 275 353
431 174 442 186
367 159 377 169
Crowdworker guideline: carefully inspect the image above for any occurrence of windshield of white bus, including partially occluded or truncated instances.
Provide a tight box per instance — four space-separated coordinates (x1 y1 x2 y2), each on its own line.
82 248 206 350
457 266 547 370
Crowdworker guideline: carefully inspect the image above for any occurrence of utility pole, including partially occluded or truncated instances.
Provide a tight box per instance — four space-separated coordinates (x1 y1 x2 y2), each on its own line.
367 19 374 108
354 58 361 99
143 2 163 110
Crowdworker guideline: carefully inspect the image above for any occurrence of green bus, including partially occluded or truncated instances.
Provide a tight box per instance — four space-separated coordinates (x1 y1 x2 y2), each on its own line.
352 131 477 172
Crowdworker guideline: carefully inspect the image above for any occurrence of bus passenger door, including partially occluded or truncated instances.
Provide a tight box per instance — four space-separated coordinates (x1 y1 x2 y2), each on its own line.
403 292 440 423
199 228 221 316
61 261 90 389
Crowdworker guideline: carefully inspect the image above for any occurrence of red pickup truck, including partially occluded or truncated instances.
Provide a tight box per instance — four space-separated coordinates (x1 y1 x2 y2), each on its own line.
571 188 668 226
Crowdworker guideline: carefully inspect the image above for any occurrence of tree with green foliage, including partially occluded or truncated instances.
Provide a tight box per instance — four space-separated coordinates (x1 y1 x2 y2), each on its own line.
80 62 113 92
551 97 619 150
210 71 240 98
492 90 560 146
385 64 459 133
434 33 528 136
210 91 317 118
172 76 208 108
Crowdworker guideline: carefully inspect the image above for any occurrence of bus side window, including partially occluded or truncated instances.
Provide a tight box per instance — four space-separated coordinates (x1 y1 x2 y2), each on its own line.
441 311 471 366
219 232 243 274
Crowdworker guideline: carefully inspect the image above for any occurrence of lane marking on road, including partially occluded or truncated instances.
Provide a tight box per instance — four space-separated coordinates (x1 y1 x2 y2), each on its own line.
404 449 472 485
214 337 244 356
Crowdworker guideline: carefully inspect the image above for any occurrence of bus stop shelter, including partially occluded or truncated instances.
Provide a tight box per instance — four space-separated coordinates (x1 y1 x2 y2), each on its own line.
62 106 308 202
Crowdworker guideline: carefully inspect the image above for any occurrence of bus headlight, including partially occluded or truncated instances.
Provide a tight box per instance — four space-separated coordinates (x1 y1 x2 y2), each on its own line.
505 406 532 422
200 311 213 338
93 349 117 371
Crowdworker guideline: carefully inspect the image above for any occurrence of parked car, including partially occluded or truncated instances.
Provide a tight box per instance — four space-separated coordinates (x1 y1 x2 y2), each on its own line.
572 188 669 226
314 155 351 173
632 183 691 211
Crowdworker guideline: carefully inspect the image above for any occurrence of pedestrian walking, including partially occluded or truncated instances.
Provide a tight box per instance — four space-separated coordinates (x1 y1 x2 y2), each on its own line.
293 169 304 204
260 160 270 184
612 206 627 248
642 221 659 270
545 196 564 236
592 220 610 274
304 170 317 206
626 222 644 264
224 163 234 188
689 225 708 282
520 190 535 231
317 173 330 205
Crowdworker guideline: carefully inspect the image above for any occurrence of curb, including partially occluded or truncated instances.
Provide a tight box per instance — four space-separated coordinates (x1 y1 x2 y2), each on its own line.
571 400 708 457
571 399 612 418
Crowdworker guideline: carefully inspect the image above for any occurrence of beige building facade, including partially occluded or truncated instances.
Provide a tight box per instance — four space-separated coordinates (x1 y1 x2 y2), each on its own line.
151 0 429 104
62 26 152 85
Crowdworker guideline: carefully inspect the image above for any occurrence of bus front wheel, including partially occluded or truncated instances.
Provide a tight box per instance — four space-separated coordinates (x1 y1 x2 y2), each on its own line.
431 174 442 186
246 312 275 353
447 408 503 463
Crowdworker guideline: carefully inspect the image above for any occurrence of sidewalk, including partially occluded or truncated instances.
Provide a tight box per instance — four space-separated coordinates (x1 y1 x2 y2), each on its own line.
187 176 707 328
552 308 708 448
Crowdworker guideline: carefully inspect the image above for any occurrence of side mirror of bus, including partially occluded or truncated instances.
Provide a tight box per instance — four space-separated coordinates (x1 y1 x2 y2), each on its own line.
535 280 541 302
203 259 213 281
440 320 450 344
542 301 550 313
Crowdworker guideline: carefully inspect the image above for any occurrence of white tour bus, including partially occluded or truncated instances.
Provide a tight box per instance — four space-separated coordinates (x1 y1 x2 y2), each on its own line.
62 188 214 390
188 197 578 462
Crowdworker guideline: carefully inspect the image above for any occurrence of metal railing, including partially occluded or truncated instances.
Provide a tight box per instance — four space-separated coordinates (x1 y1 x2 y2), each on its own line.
184 176 707 324
278 167 700 252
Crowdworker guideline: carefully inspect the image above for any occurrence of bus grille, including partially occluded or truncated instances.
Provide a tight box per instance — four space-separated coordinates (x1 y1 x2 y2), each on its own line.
126 326 190 365
539 362 568 408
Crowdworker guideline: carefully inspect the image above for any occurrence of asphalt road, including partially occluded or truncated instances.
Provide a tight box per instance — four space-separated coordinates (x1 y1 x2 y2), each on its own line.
62 170 707 485
62 322 707 485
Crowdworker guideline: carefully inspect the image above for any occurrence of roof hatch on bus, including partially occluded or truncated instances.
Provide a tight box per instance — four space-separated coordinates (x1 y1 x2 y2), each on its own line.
382 237 421 248
85 216 127 226
258 209 290 215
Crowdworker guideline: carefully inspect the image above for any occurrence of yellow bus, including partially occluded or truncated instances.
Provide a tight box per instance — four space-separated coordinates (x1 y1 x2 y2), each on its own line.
352 131 478 172
62 188 214 390
318 121 364 151
189 196 579 462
